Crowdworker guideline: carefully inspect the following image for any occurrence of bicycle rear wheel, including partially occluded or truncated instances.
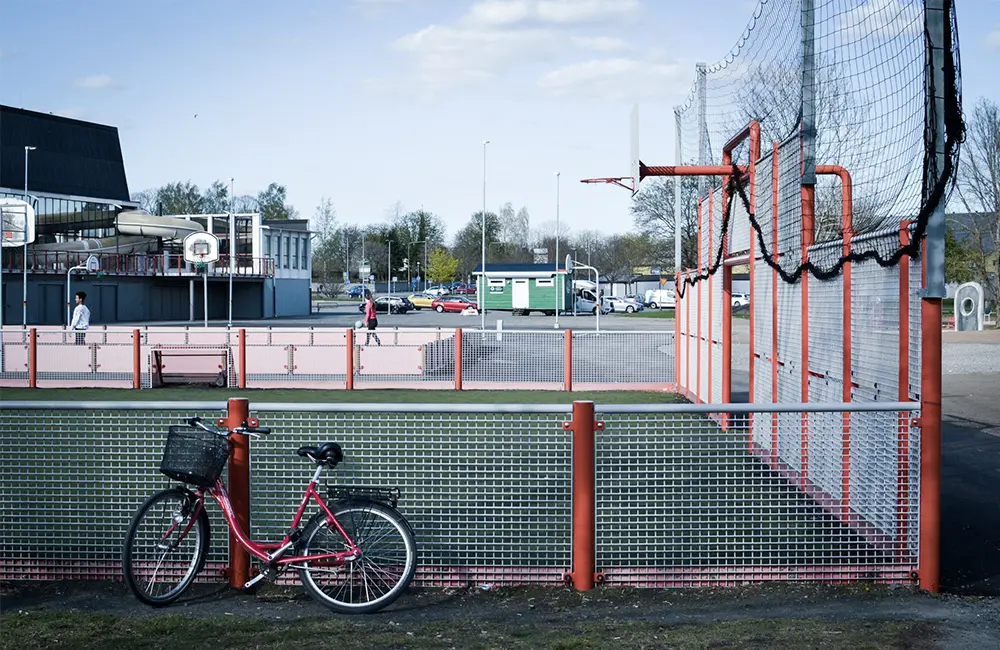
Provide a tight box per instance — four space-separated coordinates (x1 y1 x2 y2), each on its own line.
122 488 210 606
299 501 416 614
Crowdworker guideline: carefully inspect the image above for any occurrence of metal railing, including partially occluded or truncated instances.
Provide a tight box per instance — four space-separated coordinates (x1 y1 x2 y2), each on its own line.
6 251 275 278
0 399 920 589
0 326 676 392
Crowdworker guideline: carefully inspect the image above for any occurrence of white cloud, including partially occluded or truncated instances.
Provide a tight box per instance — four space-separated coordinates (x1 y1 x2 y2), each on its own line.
72 74 121 90
537 57 684 101
465 0 640 27
382 0 644 94
987 28 1000 51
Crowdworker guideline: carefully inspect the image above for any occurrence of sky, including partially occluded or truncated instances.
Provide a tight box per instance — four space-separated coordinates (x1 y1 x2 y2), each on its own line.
1 0 998 242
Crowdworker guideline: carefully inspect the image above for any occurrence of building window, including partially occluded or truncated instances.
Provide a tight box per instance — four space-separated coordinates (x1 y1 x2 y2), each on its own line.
292 237 299 269
536 278 554 287
264 233 271 258
301 238 308 269
284 236 291 268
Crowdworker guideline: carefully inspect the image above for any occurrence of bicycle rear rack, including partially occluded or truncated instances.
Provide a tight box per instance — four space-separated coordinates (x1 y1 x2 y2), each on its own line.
326 485 401 508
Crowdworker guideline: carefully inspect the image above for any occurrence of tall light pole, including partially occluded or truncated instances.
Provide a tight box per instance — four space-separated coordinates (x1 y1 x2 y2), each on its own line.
228 177 235 327
481 140 489 331
554 171 560 328
23 146 36 327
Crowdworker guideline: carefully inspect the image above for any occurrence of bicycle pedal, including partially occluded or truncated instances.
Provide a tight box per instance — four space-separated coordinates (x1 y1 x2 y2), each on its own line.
242 573 267 591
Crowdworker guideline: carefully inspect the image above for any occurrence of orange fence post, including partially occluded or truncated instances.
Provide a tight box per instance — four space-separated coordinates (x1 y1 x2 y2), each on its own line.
770 143 780 463
564 329 573 392
920 257 943 593
454 328 463 390
345 328 354 390
28 328 37 388
566 400 597 591
696 199 703 403
132 328 141 389
224 397 251 589
238 328 247 389
674 277 681 393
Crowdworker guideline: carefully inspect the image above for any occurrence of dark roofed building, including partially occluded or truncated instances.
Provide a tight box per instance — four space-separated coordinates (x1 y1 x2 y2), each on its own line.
1 105 130 202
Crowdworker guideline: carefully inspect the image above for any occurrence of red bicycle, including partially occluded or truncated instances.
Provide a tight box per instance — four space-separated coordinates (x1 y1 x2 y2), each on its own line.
121 416 417 614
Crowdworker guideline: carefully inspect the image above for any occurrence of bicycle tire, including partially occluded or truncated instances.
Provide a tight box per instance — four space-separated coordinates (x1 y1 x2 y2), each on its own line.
122 487 210 606
298 500 416 614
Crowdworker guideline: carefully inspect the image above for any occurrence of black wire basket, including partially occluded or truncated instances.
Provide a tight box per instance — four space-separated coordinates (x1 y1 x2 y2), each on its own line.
159 425 230 487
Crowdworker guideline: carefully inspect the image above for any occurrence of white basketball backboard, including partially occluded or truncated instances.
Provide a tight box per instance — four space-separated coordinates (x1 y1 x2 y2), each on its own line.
85 255 100 273
0 198 36 247
183 232 220 264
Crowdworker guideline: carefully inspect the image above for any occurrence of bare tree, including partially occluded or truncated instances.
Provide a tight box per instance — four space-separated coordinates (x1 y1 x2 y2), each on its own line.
954 98 1000 301
630 176 699 269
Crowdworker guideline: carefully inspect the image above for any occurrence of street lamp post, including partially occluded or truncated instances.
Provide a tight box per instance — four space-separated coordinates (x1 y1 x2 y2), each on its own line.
555 171 560 329
22 146 35 327
481 140 489 330
228 177 235 328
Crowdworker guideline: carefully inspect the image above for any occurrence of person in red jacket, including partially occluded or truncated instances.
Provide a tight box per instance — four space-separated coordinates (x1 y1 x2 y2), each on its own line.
363 294 381 346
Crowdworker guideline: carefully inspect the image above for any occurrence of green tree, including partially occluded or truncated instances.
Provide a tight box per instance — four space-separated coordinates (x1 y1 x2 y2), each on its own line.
452 211 501 278
311 198 340 284
945 226 977 284
201 180 231 213
257 183 298 221
426 247 459 283
152 181 204 215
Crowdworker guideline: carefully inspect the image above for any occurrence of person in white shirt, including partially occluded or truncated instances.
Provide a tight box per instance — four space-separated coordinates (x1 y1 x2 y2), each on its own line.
71 291 91 345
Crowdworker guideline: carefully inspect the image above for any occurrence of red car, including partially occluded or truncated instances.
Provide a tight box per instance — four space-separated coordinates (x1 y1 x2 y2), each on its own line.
431 296 478 313
453 285 477 295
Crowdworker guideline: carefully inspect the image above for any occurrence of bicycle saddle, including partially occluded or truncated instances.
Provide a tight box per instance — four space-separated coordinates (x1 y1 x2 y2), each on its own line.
296 441 344 465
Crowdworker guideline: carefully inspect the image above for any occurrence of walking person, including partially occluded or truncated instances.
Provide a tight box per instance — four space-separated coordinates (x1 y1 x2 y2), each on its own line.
363 293 381 346
71 291 91 345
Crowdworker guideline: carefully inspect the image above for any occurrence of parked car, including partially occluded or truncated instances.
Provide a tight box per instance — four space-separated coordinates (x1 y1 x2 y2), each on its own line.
644 288 677 309
431 296 478 313
453 284 477 295
732 293 750 308
624 294 646 306
407 293 436 310
424 286 451 296
346 285 368 298
358 295 413 314
602 296 643 313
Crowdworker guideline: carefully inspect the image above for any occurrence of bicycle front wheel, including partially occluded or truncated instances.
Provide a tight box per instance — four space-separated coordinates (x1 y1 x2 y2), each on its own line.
122 488 210 606
299 501 416 614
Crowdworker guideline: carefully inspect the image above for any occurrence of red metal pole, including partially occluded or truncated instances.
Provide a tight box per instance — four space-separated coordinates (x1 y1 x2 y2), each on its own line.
132 328 141 389
771 143 780 462
642 164 749 177
707 189 714 404
569 400 596 591
28 328 37 388
674 273 681 394
454 327 463 390
564 329 573 392
224 397 251 589
345 328 354 390
920 249 942 593
696 199 703 403
238 328 247 389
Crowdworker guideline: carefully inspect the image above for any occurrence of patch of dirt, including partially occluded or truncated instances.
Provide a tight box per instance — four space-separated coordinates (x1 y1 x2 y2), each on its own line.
3 580 999 649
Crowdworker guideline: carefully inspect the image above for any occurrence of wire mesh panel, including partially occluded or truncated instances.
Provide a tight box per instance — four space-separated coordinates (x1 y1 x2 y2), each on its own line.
355 328 457 389
35 327 135 388
851 233 904 400
908 250 922 401
0 406 230 581
597 405 919 586
0 327 29 387
462 330 564 390
249 408 572 586
571 331 675 390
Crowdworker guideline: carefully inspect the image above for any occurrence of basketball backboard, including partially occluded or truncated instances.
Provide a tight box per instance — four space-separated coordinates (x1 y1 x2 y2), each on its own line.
85 255 100 273
0 198 36 247
183 232 220 264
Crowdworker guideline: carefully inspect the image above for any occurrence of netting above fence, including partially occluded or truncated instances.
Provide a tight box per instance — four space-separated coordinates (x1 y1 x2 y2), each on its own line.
671 0 962 294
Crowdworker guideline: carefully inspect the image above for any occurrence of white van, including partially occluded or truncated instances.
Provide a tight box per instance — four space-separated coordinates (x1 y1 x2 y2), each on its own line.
573 280 610 314
644 288 677 309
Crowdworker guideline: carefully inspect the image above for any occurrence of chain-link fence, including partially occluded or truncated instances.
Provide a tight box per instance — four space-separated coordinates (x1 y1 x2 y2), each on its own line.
0 400 919 587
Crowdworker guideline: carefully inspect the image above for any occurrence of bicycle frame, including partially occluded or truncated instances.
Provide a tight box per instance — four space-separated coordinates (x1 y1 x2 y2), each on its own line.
191 463 362 568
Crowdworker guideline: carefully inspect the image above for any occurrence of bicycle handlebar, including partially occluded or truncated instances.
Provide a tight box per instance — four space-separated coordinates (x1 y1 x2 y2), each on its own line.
185 416 271 437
